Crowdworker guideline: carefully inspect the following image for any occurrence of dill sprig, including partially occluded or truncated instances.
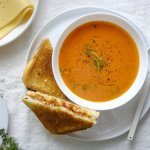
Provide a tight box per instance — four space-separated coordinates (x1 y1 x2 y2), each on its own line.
82 85 87 91
0 129 19 150
84 48 106 70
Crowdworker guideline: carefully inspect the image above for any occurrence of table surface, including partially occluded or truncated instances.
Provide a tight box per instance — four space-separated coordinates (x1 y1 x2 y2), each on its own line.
0 0 150 150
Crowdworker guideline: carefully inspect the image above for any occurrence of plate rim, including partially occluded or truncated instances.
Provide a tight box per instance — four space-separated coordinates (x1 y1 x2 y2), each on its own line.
25 6 150 141
0 0 40 47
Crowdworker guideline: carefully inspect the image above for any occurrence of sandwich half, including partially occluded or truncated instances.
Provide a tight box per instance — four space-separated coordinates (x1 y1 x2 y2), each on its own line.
22 91 100 134
22 39 66 99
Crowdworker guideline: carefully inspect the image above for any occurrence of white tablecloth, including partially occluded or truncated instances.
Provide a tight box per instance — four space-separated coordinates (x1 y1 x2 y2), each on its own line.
0 0 150 149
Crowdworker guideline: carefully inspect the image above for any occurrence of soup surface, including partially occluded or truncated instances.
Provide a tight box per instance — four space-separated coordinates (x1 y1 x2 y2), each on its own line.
59 21 139 102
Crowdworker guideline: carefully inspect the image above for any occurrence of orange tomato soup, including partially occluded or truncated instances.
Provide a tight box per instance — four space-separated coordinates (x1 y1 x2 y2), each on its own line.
59 21 139 102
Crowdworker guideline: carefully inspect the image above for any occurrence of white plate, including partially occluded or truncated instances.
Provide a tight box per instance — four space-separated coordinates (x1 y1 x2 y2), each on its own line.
26 7 150 141
0 98 8 145
0 0 39 47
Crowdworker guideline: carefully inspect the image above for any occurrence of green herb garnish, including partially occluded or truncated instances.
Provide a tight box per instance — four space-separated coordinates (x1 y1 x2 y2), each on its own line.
60 68 66 74
72 82 77 89
0 129 19 150
82 85 87 91
84 48 106 71
60 68 72 75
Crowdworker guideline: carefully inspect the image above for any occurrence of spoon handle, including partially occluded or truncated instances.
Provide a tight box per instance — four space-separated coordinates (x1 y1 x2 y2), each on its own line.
128 72 150 140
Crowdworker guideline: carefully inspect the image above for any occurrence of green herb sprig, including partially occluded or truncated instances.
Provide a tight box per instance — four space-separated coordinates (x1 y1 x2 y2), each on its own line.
84 48 106 71
0 129 19 150
82 85 87 91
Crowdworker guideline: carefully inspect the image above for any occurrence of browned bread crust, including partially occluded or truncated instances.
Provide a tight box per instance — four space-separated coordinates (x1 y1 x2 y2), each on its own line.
23 91 100 134
22 39 66 99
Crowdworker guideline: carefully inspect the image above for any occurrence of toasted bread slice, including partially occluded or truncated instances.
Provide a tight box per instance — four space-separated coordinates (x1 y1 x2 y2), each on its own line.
22 39 66 99
22 91 100 134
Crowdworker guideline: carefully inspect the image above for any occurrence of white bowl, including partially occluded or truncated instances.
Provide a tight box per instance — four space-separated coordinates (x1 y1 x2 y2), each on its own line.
52 13 149 110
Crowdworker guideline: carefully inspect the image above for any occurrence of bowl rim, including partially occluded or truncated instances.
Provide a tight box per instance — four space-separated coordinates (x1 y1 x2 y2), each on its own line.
52 12 149 110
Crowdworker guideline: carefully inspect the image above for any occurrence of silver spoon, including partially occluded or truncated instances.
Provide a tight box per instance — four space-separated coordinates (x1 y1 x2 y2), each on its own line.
128 48 150 140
